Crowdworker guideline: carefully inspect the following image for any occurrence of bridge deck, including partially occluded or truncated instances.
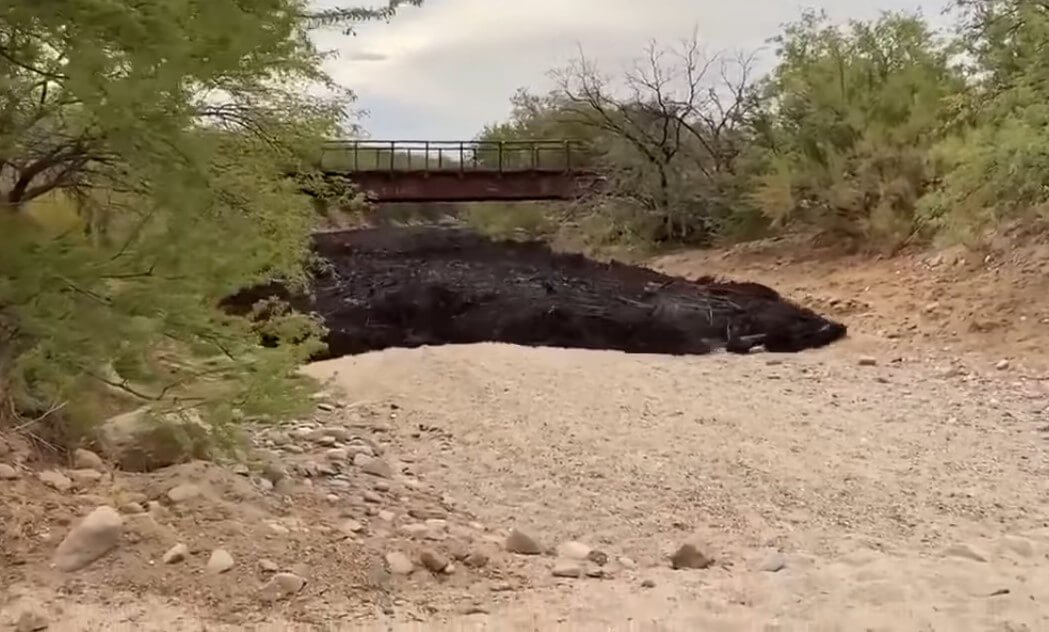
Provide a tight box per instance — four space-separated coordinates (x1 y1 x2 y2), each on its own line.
321 140 600 203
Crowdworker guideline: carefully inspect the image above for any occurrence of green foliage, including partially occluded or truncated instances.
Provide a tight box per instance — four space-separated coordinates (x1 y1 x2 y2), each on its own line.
750 10 964 249
0 0 417 440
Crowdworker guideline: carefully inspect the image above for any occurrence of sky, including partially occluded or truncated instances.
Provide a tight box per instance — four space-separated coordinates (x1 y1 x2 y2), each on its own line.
312 0 955 140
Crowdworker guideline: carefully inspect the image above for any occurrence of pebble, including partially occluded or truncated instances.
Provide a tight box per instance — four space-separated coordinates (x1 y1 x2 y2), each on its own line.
618 556 637 569
73 448 105 471
671 543 714 569
858 356 878 366
944 543 988 562
506 529 542 555
363 490 383 504
360 457 393 478
373 480 391 492
420 549 450 572
162 543 189 564
119 502 145 515
259 559 279 572
758 553 787 572
339 519 364 536
317 402 335 412
463 550 490 568
166 483 202 503
640 578 656 588
996 359 1011 370
67 469 103 485
52 506 124 571
38 470 72 492
259 572 306 601
15 609 48 632
206 549 235 574
0 463 19 479
552 561 583 578
587 550 609 566
385 551 414 575
378 510 396 522
556 541 592 560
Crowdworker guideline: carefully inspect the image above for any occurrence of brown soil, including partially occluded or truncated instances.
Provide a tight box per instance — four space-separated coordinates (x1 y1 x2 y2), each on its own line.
3 237 1048 630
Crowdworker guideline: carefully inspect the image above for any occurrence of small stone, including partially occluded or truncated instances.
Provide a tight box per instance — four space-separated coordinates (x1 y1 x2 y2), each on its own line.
206 549 235 574
15 609 48 632
385 551 414 575
420 549 450 572
671 543 714 570
944 543 988 562
378 510 396 522
587 550 609 566
858 356 877 366
325 448 348 462
995 359 1010 371
557 541 592 560
166 483 202 503
119 502 145 515
464 550 489 568
259 572 306 601
317 402 335 412
53 506 124 571
162 543 189 564
360 457 393 478
261 462 286 483
640 578 656 588
506 529 542 555
325 493 339 504
74 448 105 471
259 558 279 572
758 553 787 572
408 507 447 520
363 490 383 504
373 480 391 492
552 560 583 578
231 463 250 476
38 470 72 492
0 463 19 479
67 469 103 485
618 556 637 569
401 523 430 537
339 519 364 536
585 566 606 578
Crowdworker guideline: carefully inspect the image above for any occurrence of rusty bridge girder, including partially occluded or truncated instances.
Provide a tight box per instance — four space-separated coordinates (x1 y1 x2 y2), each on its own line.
319 139 603 203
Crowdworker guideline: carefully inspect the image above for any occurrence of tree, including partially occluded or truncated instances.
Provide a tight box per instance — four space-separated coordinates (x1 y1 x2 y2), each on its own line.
549 32 764 244
0 1 419 443
750 10 964 249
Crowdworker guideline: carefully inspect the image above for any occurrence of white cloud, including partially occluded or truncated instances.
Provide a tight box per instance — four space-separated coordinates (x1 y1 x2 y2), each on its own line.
314 0 953 139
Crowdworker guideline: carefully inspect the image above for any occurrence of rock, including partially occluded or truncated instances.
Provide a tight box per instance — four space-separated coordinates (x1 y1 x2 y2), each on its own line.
944 543 988 562
15 609 48 632
401 523 431 538
996 359 1010 371
261 462 286 483
585 566 606 578
858 356 877 366
325 448 348 462
552 561 583 578
96 406 213 472
74 448 105 471
670 543 714 570
38 470 72 492
420 549 450 572
0 463 19 479
259 572 306 601
359 456 393 478
587 550 609 566
378 510 396 522
259 558 279 572
640 578 656 588
166 483 202 503
52 506 124 571
373 480 391 492
556 541 592 560
206 549 235 574
118 502 145 515
408 507 447 520
617 556 637 569
385 551 414 575
162 543 189 564
317 402 335 412
505 529 542 555
67 469 103 485
758 553 787 572
339 519 364 536
363 490 383 504
464 550 490 568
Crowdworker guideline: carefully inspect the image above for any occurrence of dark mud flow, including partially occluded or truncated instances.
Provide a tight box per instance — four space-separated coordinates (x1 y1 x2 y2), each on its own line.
223 226 847 359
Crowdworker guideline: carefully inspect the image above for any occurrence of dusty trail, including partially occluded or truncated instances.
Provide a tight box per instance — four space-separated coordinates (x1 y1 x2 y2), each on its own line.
297 341 1049 630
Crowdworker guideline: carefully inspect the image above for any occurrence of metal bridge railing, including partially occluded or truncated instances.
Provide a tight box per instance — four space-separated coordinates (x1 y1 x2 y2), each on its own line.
320 140 585 173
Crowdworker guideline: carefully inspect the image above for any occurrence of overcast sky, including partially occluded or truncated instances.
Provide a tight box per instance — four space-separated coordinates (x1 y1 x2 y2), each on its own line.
313 1 954 140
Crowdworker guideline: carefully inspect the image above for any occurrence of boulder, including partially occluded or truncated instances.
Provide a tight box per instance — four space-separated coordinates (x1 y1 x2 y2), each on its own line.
95 406 213 472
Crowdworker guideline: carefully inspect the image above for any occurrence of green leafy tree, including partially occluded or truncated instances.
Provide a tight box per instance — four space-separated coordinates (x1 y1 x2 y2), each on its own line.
751 10 964 250
0 1 419 442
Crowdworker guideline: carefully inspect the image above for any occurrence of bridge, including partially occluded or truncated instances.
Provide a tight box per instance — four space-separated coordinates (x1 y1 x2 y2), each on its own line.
319 140 602 203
